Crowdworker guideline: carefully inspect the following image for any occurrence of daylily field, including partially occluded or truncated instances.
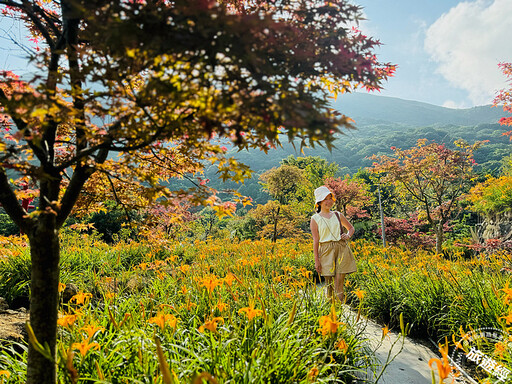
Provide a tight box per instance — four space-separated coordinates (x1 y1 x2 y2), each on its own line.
1 230 512 383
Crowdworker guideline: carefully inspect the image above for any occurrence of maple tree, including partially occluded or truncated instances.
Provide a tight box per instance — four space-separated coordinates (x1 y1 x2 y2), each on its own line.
324 175 372 219
494 62 512 138
0 0 394 382
371 140 479 254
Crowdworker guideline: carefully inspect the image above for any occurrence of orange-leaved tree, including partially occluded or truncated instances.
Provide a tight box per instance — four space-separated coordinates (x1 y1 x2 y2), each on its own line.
0 0 394 382
371 139 480 254
494 62 512 138
324 175 373 219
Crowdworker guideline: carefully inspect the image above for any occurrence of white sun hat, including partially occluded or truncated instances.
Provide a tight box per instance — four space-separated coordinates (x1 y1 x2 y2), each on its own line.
314 186 333 205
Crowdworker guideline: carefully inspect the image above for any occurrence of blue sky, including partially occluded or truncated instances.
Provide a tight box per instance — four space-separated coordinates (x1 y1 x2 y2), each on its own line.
357 0 512 108
1 0 511 109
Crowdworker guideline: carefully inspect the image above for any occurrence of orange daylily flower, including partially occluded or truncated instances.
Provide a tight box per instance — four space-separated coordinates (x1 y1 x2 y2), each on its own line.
216 301 228 312
307 366 319 381
336 339 348 354
238 305 263 321
353 289 365 300
317 315 343 336
57 314 79 328
500 312 512 324
148 313 178 330
198 317 224 333
501 282 512 305
428 338 453 382
199 274 223 295
72 339 100 357
70 292 92 305
223 273 236 287
382 325 390 340
80 324 105 340
317 306 344 336
0 371 10 379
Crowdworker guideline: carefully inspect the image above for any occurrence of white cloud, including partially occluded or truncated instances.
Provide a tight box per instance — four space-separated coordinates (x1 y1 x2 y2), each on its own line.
442 100 468 109
425 0 512 106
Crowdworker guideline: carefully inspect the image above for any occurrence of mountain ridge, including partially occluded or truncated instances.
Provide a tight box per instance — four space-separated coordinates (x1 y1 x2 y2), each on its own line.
331 92 503 128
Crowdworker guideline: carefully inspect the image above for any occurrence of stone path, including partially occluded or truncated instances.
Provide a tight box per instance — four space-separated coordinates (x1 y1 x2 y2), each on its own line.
354 311 438 384
318 286 441 384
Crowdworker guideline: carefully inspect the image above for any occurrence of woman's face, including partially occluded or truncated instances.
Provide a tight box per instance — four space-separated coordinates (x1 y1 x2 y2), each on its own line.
320 194 335 210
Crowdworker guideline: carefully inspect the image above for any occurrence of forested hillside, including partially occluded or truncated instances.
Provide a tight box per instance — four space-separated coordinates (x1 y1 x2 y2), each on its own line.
206 93 509 204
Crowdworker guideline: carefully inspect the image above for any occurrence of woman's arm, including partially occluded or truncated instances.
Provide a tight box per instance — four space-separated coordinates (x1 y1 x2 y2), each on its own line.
310 217 321 274
338 212 354 241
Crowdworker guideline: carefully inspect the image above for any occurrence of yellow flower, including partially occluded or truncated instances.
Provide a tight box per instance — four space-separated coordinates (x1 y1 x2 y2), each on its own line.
104 291 115 300
307 366 319 381
317 316 343 336
336 339 348 354
70 292 92 305
138 262 148 271
72 339 100 357
198 317 224 333
299 267 312 279
179 264 190 274
223 273 236 287
148 313 178 330
353 289 365 300
428 338 453 382
381 325 390 340
0 371 10 379
500 312 512 324
501 282 512 305
58 282 66 293
80 324 105 340
216 301 228 312
57 314 78 328
199 274 222 295
239 305 263 321
180 285 188 295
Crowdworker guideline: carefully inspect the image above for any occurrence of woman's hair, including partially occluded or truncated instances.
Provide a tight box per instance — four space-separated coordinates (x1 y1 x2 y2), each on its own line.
315 203 321 213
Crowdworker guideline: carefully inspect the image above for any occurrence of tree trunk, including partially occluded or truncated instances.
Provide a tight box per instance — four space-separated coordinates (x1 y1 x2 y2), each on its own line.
26 213 60 384
272 205 280 243
435 223 444 255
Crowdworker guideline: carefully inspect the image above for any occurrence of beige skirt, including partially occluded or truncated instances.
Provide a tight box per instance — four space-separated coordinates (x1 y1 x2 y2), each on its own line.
318 240 357 276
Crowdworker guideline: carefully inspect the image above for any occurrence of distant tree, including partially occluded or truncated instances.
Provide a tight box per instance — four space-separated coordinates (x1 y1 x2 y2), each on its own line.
260 165 308 242
0 1 393 382
371 139 480 254
248 201 305 240
281 155 339 188
324 175 373 219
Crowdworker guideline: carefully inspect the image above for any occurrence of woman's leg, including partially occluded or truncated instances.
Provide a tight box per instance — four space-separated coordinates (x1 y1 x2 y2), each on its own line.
335 273 346 303
324 276 334 300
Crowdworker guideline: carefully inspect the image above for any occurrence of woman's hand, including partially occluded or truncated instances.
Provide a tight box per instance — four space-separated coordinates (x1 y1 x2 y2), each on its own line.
315 260 322 275
340 233 351 241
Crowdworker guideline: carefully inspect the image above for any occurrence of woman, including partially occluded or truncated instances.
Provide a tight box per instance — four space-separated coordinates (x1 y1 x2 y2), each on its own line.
310 186 356 302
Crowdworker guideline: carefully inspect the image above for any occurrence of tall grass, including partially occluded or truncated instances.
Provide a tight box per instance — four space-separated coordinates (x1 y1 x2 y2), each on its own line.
349 240 511 341
0 233 379 383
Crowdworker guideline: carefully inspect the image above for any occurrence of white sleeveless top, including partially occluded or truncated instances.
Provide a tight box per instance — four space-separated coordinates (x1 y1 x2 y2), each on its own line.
312 212 341 242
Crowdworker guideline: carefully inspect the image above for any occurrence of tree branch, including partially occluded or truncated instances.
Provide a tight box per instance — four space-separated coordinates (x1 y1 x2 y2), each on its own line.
56 148 109 227
0 167 30 232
